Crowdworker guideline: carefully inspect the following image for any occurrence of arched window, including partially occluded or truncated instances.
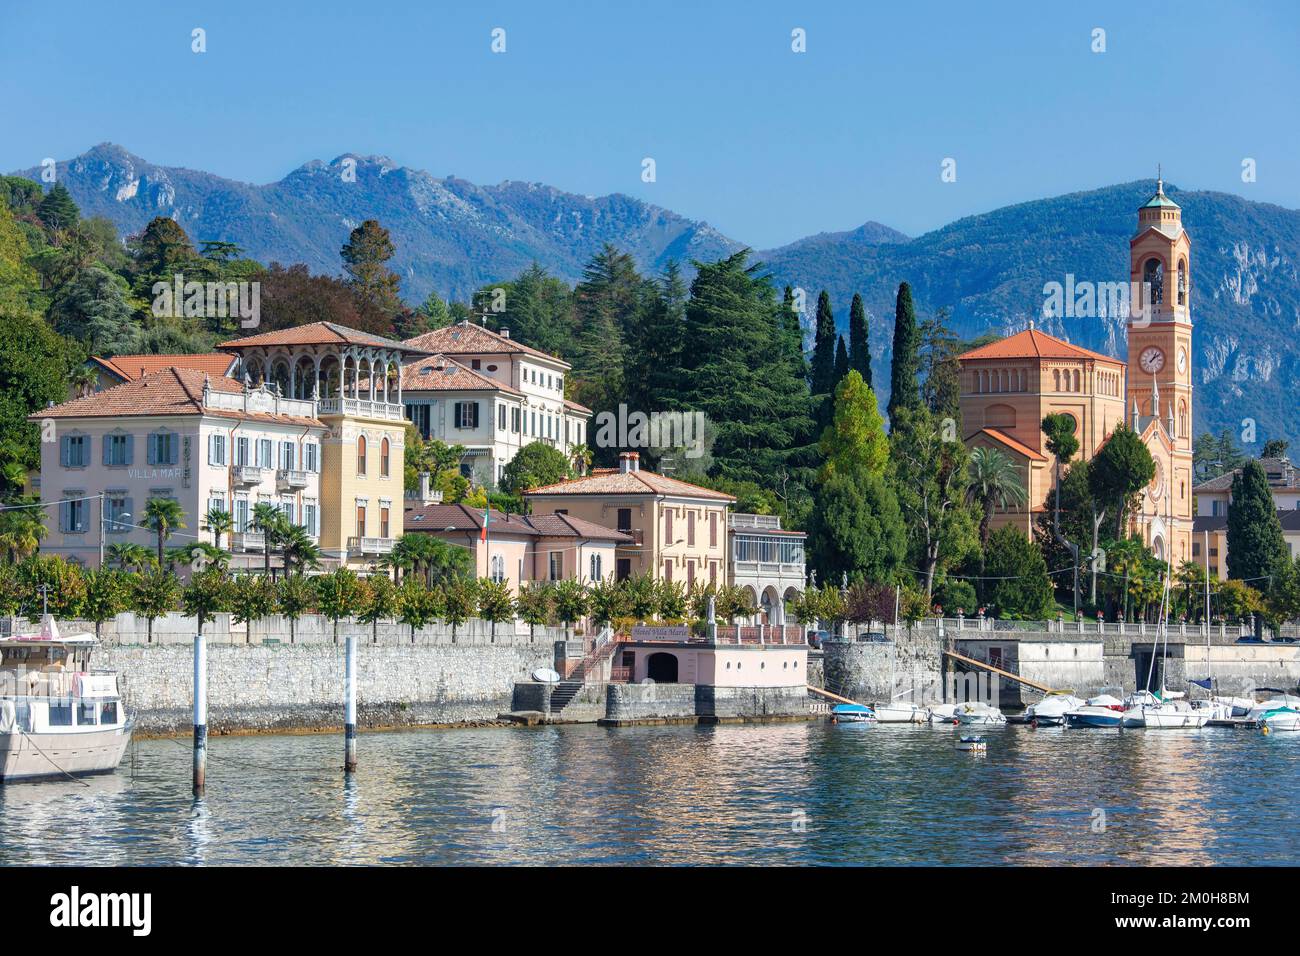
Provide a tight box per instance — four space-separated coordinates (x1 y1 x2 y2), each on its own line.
1053 370 1061 391
357 435 367 475
589 553 602 581
1177 259 1187 306
491 554 505 583
1073 369 1081 392
1143 258 1164 306
380 437 390 477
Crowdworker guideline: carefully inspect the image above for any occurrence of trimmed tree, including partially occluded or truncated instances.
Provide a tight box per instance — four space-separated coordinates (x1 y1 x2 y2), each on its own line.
983 526 1055 620
477 578 516 642
314 568 366 645
500 441 572 494
276 574 317 644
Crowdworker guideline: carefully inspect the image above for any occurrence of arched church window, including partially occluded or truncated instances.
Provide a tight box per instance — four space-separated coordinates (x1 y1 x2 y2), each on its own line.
1143 258 1164 306
1177 259 1187 306
1053 370 1060 391
1073 370 1081 392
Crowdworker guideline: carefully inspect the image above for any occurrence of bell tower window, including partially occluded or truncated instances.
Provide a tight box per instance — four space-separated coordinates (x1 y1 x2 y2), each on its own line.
1143 258 1164 306
1177 259 1187 306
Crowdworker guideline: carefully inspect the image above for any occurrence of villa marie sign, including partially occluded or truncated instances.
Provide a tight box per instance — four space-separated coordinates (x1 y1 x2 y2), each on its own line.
127 468 183 480
631 625 691 640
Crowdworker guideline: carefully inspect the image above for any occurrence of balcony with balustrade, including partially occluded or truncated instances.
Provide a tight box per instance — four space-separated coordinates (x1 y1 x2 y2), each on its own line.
348 536 394 556
275 469 310 491
232 465 267 487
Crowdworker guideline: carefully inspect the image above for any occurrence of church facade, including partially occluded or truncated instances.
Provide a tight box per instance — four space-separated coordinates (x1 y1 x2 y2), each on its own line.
957 180 1195 566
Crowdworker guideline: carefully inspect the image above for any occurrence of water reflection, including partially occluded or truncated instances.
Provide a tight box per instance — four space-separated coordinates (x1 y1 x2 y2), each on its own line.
0 722 1296 866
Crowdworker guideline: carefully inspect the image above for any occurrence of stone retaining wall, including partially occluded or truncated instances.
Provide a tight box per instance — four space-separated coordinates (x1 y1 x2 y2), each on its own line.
603 683 697 723
100 641 552 735
696 684 810 720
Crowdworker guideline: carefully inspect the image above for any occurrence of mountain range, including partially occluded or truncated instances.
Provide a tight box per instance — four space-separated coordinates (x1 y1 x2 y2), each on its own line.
14 144 1300 452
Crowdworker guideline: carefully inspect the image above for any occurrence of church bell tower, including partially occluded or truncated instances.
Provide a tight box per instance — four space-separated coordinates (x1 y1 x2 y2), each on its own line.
1126 172 1194 561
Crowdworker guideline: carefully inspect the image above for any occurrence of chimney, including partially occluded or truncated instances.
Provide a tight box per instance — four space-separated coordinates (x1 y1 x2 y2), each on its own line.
500 327 510 339
619 451 640 473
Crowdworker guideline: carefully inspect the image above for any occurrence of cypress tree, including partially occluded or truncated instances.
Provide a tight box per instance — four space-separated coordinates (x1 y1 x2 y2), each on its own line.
833 335 849 384
809 290 837 398
849 292 871 387
887 282 920 425
1227 459 1289 589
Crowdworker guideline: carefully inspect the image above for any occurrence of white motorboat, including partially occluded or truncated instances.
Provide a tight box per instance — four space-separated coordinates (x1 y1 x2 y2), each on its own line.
1212 696 1258 718
926 703 958 723
955 735 987 752
1123 696 1210 730
829 703 877 724
872 700 928 723
1024 693 1084 727
0 617 132 783
1064 694 1126 728
954 701 1006 726
1247 698 1300 732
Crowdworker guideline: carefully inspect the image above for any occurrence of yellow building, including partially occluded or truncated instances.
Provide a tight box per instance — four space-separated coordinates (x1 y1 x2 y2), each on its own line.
959 179 1196 564
217 323 431 570
523 452 734 586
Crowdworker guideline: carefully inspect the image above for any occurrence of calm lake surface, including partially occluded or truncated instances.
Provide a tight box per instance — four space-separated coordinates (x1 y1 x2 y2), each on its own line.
2 721 1297 866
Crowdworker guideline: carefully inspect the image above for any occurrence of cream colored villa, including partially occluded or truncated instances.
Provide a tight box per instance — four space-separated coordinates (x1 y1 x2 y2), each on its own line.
524 452 734 586
1193 457 1300 579
33 368 327 571
214 322 430 567
959 179 1196 566
399 322 592 488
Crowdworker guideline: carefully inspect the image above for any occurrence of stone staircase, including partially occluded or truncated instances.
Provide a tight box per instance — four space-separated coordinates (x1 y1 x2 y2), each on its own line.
548 680 585 713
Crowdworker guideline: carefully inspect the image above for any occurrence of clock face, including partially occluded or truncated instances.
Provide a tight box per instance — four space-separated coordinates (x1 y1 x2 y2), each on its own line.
1177 348 1187 373
1139 346 1165 373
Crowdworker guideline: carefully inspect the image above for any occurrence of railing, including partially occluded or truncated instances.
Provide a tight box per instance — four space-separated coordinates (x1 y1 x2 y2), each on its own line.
232 465 266 485
0 668 118 698
230 531 265 552
729 513 783 530
562 627 625 681
349 536 395 555
276 469 311 489
731 560 805 577
714 624 805 645
318 397 405 421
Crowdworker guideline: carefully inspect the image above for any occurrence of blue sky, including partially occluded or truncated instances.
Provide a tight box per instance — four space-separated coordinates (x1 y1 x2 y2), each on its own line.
2 0 1297 248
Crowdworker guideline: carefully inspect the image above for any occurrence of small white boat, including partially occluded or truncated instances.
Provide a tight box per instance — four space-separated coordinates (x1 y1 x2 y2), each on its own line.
955 735 987 752
1212 696 1259 718
829 703 877 724
926 703 958 723
1064 694 1126 729
872 701 928 723
1248 698 1300 732
954 701 1006 726
1025 693 1085 727
1124 697 1210 730
1257 707 1300 733
0 617 132 783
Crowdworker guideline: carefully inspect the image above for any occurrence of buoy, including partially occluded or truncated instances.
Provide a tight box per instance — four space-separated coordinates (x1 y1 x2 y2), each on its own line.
1262 724 1272 736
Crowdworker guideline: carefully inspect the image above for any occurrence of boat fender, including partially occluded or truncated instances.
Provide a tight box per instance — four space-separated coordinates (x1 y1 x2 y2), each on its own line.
1261 724 1272 736
1030 718 1038 730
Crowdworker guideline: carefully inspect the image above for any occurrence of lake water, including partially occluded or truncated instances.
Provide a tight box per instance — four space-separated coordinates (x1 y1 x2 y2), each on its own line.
2 721 1297 866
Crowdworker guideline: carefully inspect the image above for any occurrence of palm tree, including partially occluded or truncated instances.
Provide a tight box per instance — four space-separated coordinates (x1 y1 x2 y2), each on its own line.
0 505 47 563
202 507 234 550
281 525 322 576
383 536 420 583
251 503 289 579
68 364 98 399
965 447 1028 549
141 497 186 567
570 443 593 476
107 541 153 572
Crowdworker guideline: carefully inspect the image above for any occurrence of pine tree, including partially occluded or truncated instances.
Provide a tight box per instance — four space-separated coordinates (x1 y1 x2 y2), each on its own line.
849 292 871 387
340 219 403 313
37 184 79 232
887 282 921 425
1227 459 1290 590
570 244 639 432
676 251 811 486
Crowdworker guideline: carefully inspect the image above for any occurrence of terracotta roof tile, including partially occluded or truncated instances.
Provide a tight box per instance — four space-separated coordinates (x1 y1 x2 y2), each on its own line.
91 353 236 383
403 322 568 367
524 467 736 501
218 321 428 356
967 427 1048 461
958 328 1122 364
399 355 524 395
401 503 631 541
33 368 323 427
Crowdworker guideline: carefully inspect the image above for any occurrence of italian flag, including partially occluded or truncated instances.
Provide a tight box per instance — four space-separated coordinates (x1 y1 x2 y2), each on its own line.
481 506 490 542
